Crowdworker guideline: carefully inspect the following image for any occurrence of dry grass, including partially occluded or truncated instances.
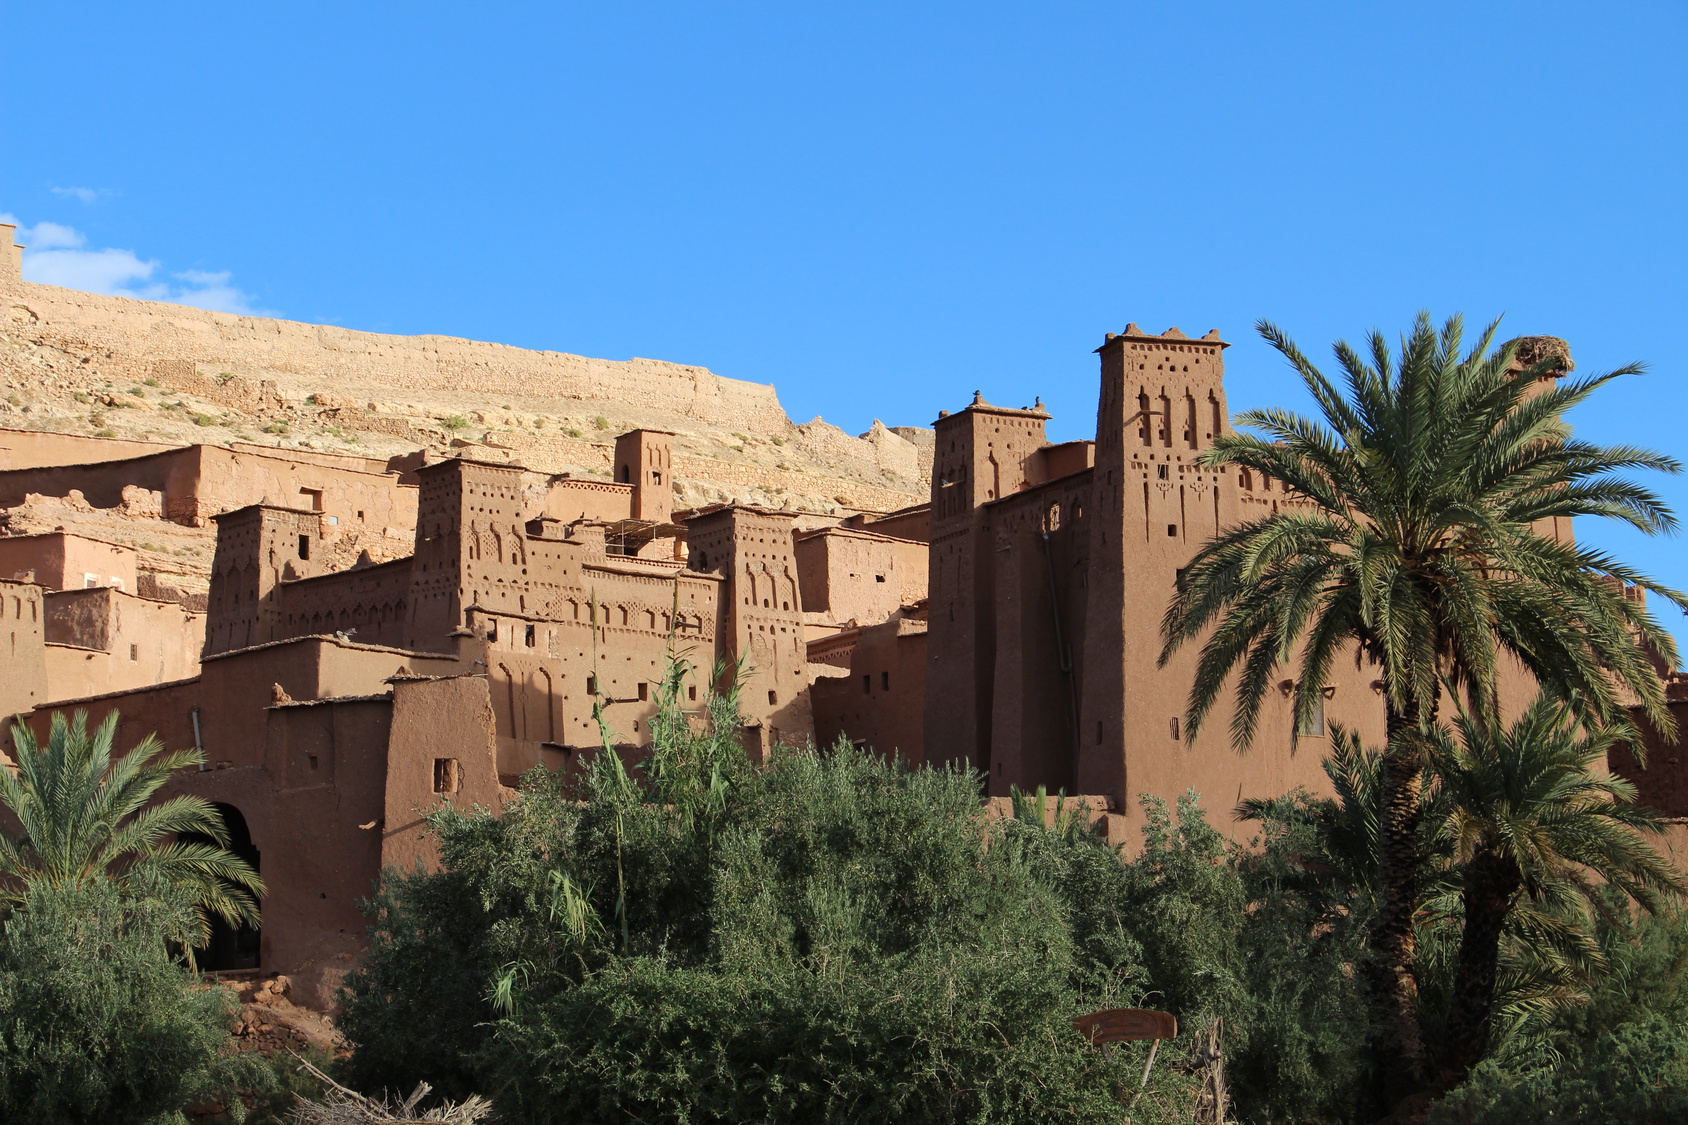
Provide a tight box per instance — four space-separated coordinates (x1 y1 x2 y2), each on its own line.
286 1055 493 1124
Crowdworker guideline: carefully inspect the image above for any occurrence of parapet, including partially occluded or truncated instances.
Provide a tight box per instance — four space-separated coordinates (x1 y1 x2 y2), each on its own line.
1099 324 1229 352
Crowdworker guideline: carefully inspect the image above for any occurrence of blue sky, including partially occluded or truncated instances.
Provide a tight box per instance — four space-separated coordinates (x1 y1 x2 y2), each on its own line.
4 3 1686 626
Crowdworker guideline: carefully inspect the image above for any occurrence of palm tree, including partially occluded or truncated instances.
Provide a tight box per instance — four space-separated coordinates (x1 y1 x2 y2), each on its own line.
0 709 264 953
1431 696 1686 1081
1160 312 1685 1088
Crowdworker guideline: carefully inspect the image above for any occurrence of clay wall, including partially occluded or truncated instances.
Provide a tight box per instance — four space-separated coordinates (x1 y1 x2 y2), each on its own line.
0 445 202 512
984 474 1095 794
1614 691 1688 819
0 531 137 591
0 442 417 533
686 505 811 749
0 580 47 727
843 502 931 543
0 426 177 470
794 526 928 627
810 610 927 762
190 446 417 535
43 586 204 699
382 675 508 871
274 557 415 649
542 477 635 523
26 635 459 772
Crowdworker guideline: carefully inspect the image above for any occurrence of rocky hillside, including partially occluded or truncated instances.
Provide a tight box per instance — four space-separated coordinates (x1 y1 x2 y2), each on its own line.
0 277 934 518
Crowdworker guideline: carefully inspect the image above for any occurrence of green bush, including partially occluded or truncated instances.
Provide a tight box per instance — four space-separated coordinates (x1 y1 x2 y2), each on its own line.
341 674 1198 1123
439 415 469 431
0 881 267 1124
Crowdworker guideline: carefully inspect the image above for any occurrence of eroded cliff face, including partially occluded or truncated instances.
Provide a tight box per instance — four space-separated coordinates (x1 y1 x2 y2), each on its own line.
0 277 933 517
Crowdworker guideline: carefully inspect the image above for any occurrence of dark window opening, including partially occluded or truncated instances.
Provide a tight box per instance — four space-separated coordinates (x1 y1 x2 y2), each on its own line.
637 682 649 702
768 690 778 705
525 624 536 647
487 619 498 642
433 757 461 794
586 675 597 695
129 643 139 661
875 574 886 583
307 754 318 771
862 675 871 695
1167 524 1178 537
688 685 697 701
1095 720 1103 745
1157 464 1169 480
881 671 890 691
1170 717 1180 741
298 535 310 560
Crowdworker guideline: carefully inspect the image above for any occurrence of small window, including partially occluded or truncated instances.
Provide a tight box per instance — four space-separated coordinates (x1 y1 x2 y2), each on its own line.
1297 695 1327 737
433 757 461 794
637 682 648 702
1170 717 1180 741
768 690 778 705
486 619 498 642
875 574 886 583
300 488 324 511
586 675 597 695
525 624 536 647
1167 524 1178 537
356 510 365 521
1096 720 1103 745
129 643 138 662
863 675 872 695
1157 464 1169 480
881 671 890 691
298 535 311 560
688 685 697 702
308 754 319 771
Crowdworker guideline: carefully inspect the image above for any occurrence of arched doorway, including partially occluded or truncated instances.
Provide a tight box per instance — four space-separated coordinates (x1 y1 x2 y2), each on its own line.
180 803 262 971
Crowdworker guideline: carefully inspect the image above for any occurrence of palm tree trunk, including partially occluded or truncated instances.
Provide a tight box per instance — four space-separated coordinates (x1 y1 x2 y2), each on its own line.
1372 701 1429 1095
1443 848 1520 1081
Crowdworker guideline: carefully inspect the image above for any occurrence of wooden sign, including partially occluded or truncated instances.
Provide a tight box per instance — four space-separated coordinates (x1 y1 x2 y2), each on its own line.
1073 1008 1178 1044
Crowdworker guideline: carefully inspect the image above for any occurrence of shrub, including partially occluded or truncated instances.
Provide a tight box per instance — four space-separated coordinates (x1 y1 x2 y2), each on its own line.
592 415 609 430
341 673 1198 1123
0 881 267 1124
440 415 469 431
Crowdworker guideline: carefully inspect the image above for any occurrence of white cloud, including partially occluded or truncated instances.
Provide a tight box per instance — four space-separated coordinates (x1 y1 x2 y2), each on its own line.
0 211 275 316
49 186 110 204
